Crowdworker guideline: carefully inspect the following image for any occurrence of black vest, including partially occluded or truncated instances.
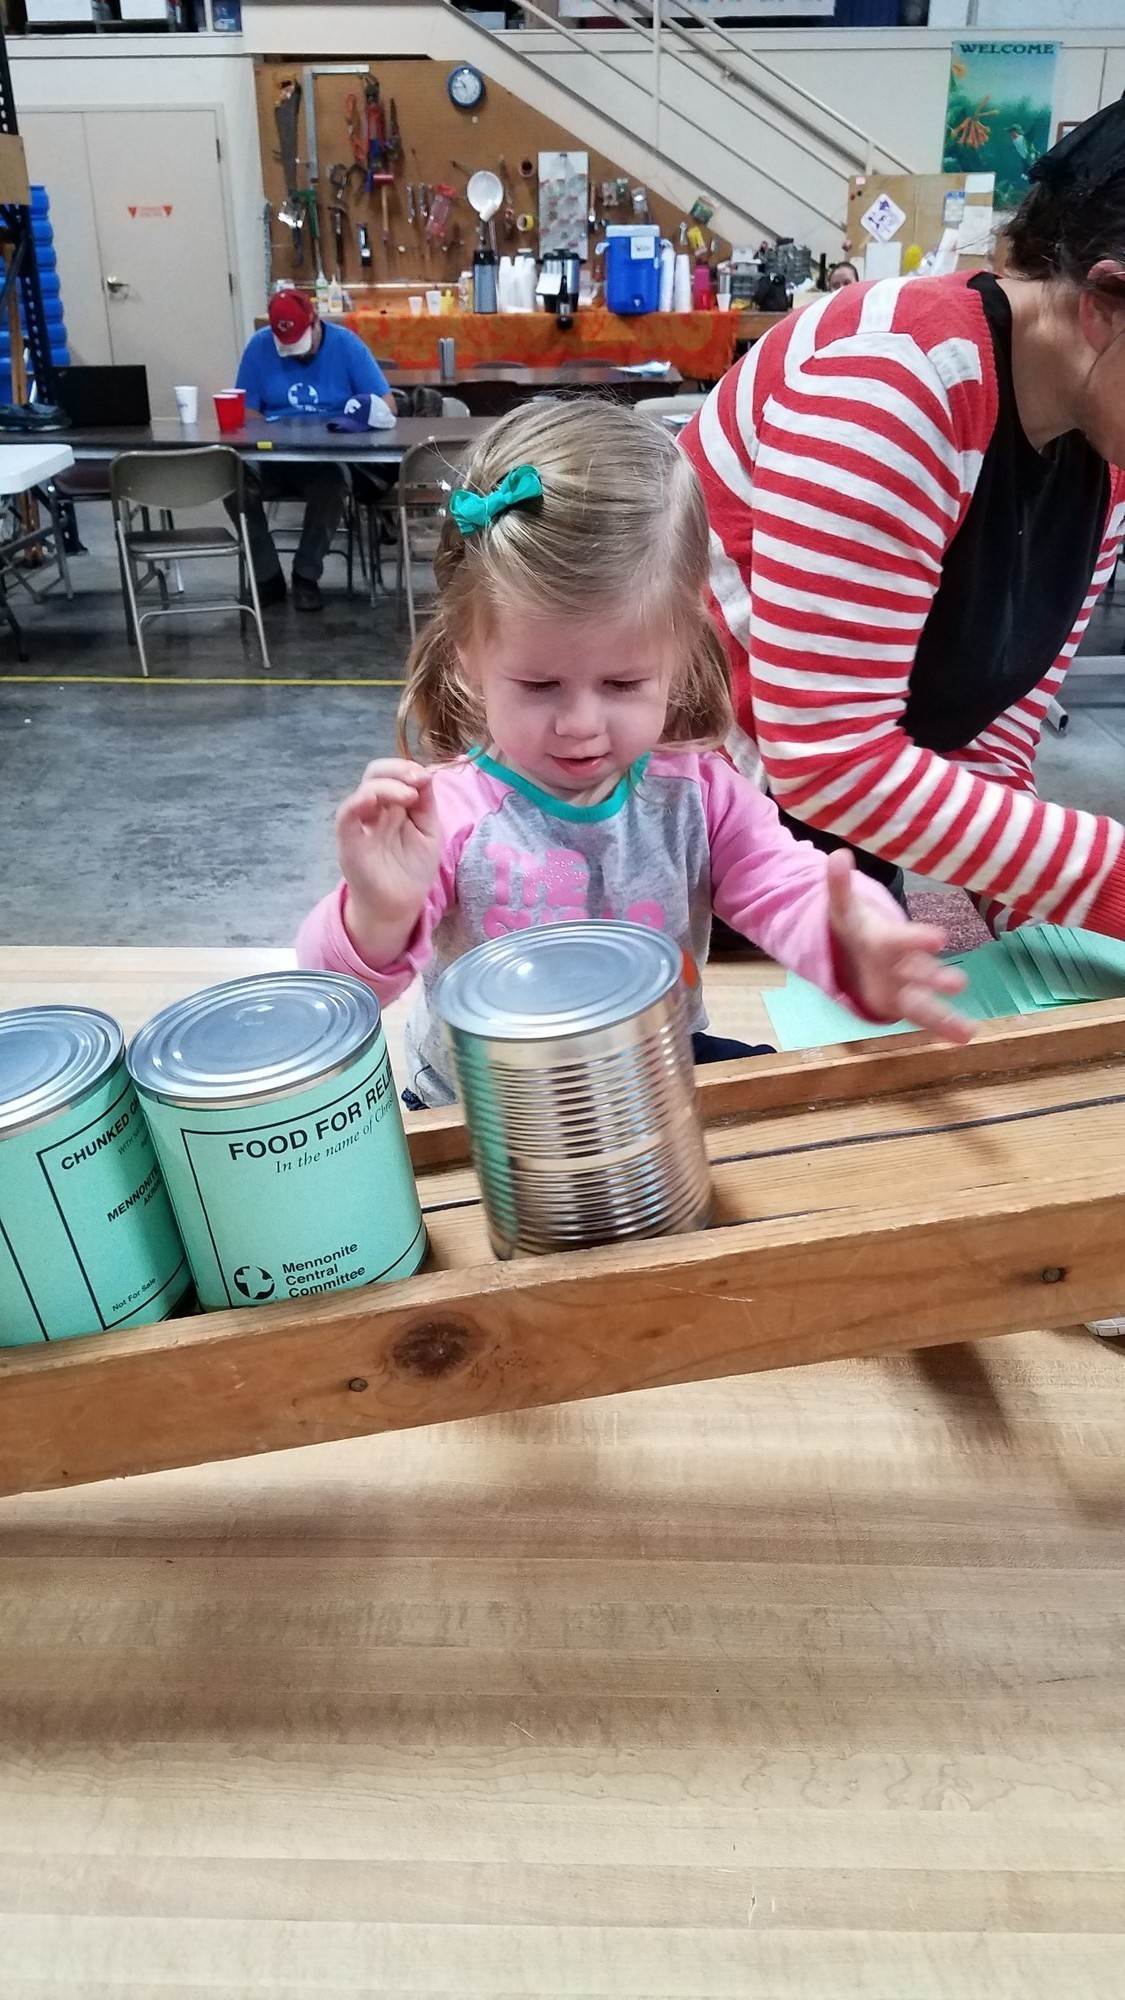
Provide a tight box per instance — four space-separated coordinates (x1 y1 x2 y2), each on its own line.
904 273 1109 754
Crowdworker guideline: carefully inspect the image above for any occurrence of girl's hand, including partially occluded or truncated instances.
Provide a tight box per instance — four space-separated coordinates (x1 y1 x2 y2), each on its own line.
827 849 973 1045
336 759 442 966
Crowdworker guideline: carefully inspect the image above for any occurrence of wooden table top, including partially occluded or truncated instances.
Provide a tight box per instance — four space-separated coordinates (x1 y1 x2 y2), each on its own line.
2 946 1119 1995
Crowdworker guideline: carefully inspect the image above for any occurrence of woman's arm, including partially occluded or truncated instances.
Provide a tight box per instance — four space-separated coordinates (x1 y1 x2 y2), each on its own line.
690 315 1125 938
952 487 1125 930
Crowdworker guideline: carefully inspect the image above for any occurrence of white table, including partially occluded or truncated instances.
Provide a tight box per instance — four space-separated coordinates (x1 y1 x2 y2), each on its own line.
0 440 76 658
0 439 74 493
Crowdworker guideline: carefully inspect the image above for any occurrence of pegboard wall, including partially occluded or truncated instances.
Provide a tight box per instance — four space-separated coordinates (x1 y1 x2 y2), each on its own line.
255 56 730 292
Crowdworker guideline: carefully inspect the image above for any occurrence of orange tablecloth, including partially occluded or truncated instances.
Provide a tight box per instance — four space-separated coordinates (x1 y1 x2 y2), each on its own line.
343 308 739 381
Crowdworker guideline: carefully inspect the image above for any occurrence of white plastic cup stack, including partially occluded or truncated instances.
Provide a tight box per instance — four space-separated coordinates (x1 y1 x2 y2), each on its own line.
672 253 692 313
659 240 675 313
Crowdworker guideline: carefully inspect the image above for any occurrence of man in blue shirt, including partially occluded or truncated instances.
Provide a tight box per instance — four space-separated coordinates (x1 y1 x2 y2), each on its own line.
234 289 394 613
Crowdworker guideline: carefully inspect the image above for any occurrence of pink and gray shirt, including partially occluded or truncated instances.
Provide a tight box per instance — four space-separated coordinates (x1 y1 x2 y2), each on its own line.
297 747 901 1105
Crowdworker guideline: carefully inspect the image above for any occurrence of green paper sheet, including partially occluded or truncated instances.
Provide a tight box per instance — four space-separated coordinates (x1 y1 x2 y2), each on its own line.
762 924 1125 1052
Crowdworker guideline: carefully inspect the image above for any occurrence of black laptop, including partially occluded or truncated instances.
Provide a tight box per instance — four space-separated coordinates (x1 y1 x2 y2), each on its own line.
55 365 151 428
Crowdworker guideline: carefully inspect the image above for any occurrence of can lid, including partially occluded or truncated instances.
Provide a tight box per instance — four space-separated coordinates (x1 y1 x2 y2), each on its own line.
0 1005 122 1137
434 922 682 1042
127 972 383 1104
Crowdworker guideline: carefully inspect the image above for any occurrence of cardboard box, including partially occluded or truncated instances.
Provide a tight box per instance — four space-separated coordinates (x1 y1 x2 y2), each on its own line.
0 137 32 210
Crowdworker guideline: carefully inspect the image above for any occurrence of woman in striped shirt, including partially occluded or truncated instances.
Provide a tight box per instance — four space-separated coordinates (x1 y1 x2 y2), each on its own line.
682 98 1125 940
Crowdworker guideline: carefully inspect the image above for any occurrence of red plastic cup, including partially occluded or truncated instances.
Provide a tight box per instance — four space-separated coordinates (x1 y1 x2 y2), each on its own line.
213 389 246 434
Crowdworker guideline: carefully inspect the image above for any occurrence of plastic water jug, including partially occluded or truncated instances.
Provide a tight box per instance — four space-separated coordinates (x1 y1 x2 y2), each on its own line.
602 226 669 316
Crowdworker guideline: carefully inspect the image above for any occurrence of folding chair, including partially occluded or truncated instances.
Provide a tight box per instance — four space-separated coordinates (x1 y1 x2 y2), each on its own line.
393 437 471 640
110 446 270 677
354 402 474 612
637 393 708 431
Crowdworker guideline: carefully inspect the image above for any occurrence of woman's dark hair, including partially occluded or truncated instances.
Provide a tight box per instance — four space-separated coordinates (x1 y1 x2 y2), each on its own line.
1005 176 1125 286
1005 97 1125 288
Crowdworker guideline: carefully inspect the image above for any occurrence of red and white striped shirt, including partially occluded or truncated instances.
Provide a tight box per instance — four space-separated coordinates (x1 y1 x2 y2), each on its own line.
682 273 1125 939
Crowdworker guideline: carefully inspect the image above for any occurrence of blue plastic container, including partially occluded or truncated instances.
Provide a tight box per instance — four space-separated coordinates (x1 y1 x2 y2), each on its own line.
603 227 665 316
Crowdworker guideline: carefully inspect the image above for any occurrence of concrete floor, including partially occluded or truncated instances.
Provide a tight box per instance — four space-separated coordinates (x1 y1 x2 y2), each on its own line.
1 507 1123 946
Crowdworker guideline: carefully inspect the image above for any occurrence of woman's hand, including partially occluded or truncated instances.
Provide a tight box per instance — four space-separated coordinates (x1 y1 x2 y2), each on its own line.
827 849 973 1045
336 759 442 968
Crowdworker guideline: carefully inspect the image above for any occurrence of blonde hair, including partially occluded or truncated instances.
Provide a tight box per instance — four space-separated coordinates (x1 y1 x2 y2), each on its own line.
398 399 733 761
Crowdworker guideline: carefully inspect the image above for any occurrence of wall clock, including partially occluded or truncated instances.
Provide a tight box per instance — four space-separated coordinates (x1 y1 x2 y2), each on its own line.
447 65 486 111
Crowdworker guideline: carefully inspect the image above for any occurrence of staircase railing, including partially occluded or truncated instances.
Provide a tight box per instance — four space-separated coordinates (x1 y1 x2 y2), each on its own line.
592 0 911 214
440 0 912 238
437 0 764 236
647 0 913 176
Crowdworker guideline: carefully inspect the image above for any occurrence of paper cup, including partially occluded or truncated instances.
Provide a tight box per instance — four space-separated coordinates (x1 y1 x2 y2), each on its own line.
174 385 199 423
408 295 424 317
716 296 731 312
213 389 246 434
425 290 443 316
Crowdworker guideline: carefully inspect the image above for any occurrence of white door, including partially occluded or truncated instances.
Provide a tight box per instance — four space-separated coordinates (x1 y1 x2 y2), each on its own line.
19 110 112 367
22 108 240 419
83 109 240 418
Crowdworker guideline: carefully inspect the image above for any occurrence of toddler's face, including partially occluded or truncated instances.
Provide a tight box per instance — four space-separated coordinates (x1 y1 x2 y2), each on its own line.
460 607 675 799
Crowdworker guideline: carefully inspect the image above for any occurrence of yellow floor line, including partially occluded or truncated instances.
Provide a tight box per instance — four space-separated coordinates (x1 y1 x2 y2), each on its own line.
0 675 405 688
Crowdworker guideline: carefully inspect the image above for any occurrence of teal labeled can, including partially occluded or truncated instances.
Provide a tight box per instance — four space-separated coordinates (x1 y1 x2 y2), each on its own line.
0 1006 190 1346
127 972 426 1311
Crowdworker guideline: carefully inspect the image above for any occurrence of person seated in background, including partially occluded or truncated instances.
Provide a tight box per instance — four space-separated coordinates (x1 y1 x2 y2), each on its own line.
828 259 861 289
233 289 396 614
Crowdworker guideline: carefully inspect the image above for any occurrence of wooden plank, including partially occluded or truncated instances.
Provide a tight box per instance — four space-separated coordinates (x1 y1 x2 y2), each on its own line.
2 1148 1123 1496
406 1000 1125 1170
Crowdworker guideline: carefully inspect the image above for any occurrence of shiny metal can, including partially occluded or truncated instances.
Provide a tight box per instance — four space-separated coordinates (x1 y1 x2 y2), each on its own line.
127 972 426 1311
0 1006 189 1345
434 922 712 1258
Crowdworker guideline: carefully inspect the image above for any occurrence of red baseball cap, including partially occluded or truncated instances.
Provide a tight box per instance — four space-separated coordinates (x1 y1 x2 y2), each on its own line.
268 288 318 355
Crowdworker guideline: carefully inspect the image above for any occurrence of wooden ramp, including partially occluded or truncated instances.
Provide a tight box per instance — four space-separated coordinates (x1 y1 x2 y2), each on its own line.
2 1002 1124 1499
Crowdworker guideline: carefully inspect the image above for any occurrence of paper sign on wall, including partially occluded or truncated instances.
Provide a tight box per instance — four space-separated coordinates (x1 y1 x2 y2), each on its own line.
859 192 907 243
862 240 902 281
128 205 173 219
956 205 993 256
943 41 1057 210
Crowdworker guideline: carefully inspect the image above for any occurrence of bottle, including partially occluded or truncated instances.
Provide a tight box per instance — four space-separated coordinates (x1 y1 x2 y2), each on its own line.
691 260 714 311
472 249 498 314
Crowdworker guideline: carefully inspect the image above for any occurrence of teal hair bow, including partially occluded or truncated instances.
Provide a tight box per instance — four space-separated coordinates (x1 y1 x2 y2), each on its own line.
449 463 543 537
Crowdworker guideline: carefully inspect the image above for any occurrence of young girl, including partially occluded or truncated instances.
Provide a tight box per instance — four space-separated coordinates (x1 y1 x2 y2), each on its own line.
298 401 969 1107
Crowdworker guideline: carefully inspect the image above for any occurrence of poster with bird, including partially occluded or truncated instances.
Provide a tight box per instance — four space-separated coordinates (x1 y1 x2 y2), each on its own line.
943 41 1057 212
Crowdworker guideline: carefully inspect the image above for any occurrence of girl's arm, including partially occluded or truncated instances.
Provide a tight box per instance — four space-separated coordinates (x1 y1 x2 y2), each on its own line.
700 754 967 1040
296 762 472 1001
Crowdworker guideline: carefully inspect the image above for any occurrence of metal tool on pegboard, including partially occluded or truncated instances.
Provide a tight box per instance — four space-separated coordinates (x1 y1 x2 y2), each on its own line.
274 77 304 267
362 75 395 254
